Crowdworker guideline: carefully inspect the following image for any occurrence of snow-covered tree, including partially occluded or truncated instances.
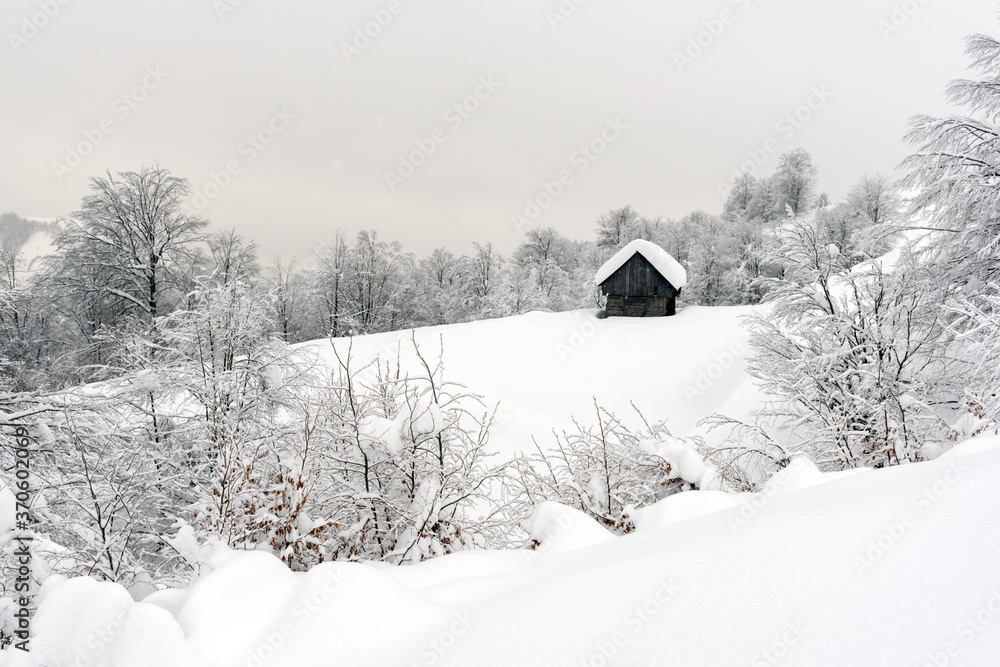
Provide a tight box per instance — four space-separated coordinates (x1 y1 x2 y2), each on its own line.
773 149 818 217
901 32 1000 285
723 172 758 221
342 230 412 334
685 212 737 305
947 284 1000 435
739 220 957 469
847 173 899 228
44 165 206 325
514 227 576 309
594 206 639 248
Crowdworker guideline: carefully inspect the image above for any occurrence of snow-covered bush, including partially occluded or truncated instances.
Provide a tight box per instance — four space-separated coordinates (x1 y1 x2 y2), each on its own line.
948 284 1000 434
0 393 187 593
734 220 958 470
305 334 508 564
506 401 713 538
158 279 300 557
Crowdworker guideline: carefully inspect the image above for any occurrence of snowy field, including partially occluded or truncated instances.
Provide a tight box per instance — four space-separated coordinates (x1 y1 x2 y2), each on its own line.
5 309 1000 666
295 305 766 459
8 434 1000 666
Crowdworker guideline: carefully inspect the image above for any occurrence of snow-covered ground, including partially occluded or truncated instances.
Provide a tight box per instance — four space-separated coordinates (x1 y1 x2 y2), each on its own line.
15 231 55 277
296 306 765 458
9 434 1000 666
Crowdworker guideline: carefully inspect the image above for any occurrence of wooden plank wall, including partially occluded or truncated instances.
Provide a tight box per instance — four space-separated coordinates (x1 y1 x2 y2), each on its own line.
605 296 674 317
599 254 677 299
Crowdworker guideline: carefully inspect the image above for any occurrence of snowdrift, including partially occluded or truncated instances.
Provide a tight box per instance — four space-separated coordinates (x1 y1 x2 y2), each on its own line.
295 306 765 459
9 435 1000 666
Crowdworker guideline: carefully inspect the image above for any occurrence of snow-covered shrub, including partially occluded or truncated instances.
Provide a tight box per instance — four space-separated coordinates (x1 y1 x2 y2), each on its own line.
0 395 184 592
255 461 334 571
949 284 1000 434
309 334 508 564
506 401 713 538
734 220 958 470
158 279 295 553
700 416 791 492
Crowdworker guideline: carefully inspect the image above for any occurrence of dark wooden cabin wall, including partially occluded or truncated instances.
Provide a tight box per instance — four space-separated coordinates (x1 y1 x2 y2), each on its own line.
598 253 677 298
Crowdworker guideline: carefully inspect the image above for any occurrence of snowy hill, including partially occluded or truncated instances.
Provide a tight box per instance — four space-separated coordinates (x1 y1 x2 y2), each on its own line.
16 231 56 277
12 434 1000 666
295 306 766 458
0 214 58 279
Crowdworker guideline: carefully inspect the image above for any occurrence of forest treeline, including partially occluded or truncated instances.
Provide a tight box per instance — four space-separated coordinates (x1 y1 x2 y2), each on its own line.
1 147 892 392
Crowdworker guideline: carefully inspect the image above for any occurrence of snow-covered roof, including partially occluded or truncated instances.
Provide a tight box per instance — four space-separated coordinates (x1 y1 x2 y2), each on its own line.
594 239 688 289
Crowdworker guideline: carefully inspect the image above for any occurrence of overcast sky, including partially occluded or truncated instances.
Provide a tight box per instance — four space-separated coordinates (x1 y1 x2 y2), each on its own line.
1 0 996 259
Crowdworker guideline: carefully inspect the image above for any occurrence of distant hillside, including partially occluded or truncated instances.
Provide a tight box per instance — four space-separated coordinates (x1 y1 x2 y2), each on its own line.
0 212 59 277
0 212 57 249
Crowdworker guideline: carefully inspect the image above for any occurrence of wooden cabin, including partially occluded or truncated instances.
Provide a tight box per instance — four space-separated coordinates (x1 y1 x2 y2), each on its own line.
594 239 687 317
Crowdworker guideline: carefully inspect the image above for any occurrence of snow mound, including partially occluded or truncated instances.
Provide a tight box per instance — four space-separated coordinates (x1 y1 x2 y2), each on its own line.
522 501 613 553
654 440 718 488
4 577 208 667
19 440 1000 666
154 551 444 667
938 433 1000 460
593 239 688 288
631 490 742 530
761 454 830 494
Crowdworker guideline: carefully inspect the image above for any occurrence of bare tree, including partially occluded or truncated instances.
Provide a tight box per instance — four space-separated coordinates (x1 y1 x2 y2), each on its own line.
207 228 259 287
846 173 899 227
594 205 639 248
901 32 1000 284
46 165 207 324
269 254 299 342
723 172 758 221
773 149 818 217
314 230 350 336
